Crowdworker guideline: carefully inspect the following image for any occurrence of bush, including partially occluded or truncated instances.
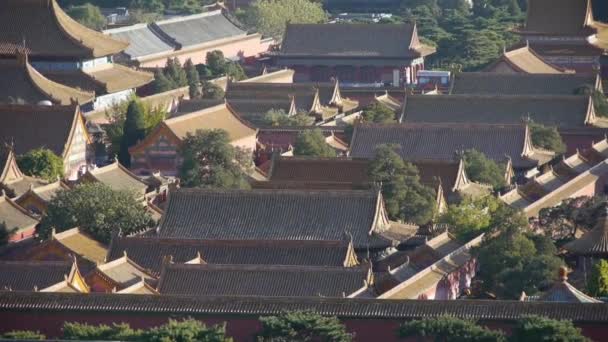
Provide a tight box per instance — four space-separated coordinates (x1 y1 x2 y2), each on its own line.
588 259 608 297
293 129 336 157
463 149 507 190
399 316 506 342
529 122 566 154
17 148 64 181
511 316 589 342
361 102 396 123
259 311 352 342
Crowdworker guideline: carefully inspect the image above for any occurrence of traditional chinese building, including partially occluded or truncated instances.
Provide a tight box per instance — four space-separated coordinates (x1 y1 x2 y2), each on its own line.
513 0 605 74
0 260 88 293
256 127 348 163
80 160 150 200
0 191 39 241
0 146 47 198
521 267 601 303
563 209 608 282
129 103 257 176
15 180 70 216
0 104 90 179
485 45 575 74
0 0 153 111
86 253 156 293
272 23 435 86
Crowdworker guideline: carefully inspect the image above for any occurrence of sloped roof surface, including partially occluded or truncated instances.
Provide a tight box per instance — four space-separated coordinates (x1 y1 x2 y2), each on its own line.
86 162 148 197
157 264 367 297
564 210 608 256
488 46 571 74
43 64 153 94
269 157 370 184
522 0 594 36
105 24 174 59
451 73 596 95
280 23 432 57
107 237 353 275
0 261 70 291
158 188 388 248
0 196 39 231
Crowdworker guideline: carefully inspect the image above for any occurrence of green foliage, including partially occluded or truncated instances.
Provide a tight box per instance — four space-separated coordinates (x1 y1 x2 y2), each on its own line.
529 123 566 154
1 330 46 340
203 50 247 80
238 0 328 40
66 3 106 30
185 58 201 99
201 81 225 99
361 102 396 124
511 316 589 342
592 89 608 118
119 99 147 167
293 129 336 158
162 0 202 14
153 69 173 93
368 144 437 225
536 196 606 243
0 221 17 247
473 221 563 299
17 148 64 181
152 58 188 92
398 316 506 342
462 150 506 190
440 196 503 242
38 183 153 243
588 259 608 297
258 311 352 342
263 109 314 127
179 129 252 189
63 322 142 341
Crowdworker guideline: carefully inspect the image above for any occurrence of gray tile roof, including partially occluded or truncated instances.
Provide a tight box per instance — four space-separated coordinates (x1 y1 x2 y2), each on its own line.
157 263 368 297
154 10 245 48
451 73 597 96
105 24 174 59
564 209 608 257
349 123 533 168
158 188 390 249
0 261 71 291
107 237 355 275
400 95 592 129
518 0 595 36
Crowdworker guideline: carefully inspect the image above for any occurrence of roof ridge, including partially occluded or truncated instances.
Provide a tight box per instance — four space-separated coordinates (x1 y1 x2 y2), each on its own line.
155 9 223 25
173 188 377 196
166 263 367 272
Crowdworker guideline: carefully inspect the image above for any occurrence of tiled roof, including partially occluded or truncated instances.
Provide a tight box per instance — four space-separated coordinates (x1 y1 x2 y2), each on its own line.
279 23 434 58
0 55 93 105
104 24 175 60
157 263 369 297
107 237 356 275
95 255 155 288
0 0 128 59
26 180 69 202
241 69 295 83
52 228 107 265
163 103 257 142
400 95 592 129
528 267 602 303
451 73 598 96
158 188 391 249
564 208 608 256
0 104 79 157
485 46 572 74
84 161 149 198
257 126 345 153
5 292 608 322
518 0 595 36
0 193 39 233
528 42 604 57
268 157 371 185
349 123 533 168
178 98 295 127
0 261 72 291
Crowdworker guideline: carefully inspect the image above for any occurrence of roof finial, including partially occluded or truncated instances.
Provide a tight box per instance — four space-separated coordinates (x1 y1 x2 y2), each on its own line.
559 266 569 282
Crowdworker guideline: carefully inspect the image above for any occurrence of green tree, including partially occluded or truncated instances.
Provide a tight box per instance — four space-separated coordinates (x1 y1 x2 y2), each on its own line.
185 58 201 99
17 148 64 181
239 0 328 40
38 183 153 243
536 196 606 243
66 3 106 30
361 102 396 124
258 311 352 342
511 316 589 342
462 149 506 190
202 81 225 99
2 330 46 340
529 123 566 154
398 316 506 342
588 259 608 297
0 222 16 247
119 99 147 167
143 318 231 342
368 144 437 225
263 109 314 127
63 322 142 341
153 69 174 93
293 129 336 158
179 129 252 189
440 196 503 241
206 50 227 77
164 57 188 88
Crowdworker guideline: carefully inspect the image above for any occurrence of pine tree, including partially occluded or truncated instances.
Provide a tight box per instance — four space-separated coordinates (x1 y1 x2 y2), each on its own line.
184 58 201 98
119 99 147 167
164 58 188 87
153 69 173 92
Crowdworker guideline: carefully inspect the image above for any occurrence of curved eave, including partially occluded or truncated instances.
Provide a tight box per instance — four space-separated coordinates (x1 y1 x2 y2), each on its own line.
86 64 154 94
26 62 94 105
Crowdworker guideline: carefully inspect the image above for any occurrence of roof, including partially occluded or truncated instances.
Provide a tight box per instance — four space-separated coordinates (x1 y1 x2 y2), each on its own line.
104 24 174 60
518 0 595 36
564 208 608 256
178 98 294 127
154 10 246 48
0 104 81 158
0 146 48 198
268 157 371 185
3 292 608 322
400 94 593 129
107 237 357 275
52 228 107 265
257 126 346 153
279 23 435 58
95 255 155 287
0 193 39 232
0 0 128 59
529 267 601 303
43 64 154 94
23 180 69 203
157 263 369 297
485 46 572 74
84 161 149 197
0 261 72 291
0 54 93 105
451 73 598 96
349 123 533 168
241 69 295 83
158 188 391 249
163 103 257 142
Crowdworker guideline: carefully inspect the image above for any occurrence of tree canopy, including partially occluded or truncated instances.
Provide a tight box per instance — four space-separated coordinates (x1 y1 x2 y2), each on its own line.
529 122 566 154
293 129 336 158
258 311 353 342
399 316 506 342
361 102 397 124
185 58 201 99
66 3 106 30
152 58 188 92
179 129 252 189
200 50 247 81
588 259 608 298
263 109 314 127
462 149 507 190
237 0 328 41
368 144 436 225
17 148 64 182
0 221 17 247
38 183 154 243
119 99 147 167
440 196 503 242
1 330 46 340
511 316 590 342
